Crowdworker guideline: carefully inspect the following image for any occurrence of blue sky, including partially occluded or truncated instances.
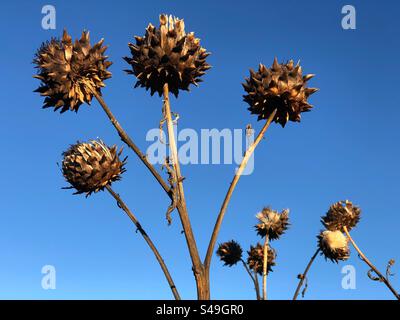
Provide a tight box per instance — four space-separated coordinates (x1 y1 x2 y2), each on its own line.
0 0 399 299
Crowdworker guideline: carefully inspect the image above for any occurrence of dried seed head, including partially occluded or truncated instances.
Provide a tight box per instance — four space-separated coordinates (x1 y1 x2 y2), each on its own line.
242 58 318 127
255 207 290 240
247 243 276 275
216 240 243 267
322 200 361 232
318 230 350 263
62 140 126 196
124 14 211 97
33 30 112 113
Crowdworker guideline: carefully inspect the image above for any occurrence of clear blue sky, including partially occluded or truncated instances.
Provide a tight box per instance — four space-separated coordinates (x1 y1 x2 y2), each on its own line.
0 0 399 299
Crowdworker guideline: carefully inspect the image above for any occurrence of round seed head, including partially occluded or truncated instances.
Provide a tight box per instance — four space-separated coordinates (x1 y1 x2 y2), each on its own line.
216 240 243 267
318 230 350 263
124 14 211 97
322 200 361 232
33 29 112 113
242 58 317 127
255 207 290 240
62 140 126 196
247 243 276 275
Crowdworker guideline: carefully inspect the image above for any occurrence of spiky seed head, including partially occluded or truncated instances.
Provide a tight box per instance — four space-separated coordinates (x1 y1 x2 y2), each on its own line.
247 243 276 275
216 240 243 267
242 58 318 127
322 200 361 232
33 29 112 113
255 207 290 240
318 230 350 263
62 140 126 196
124 14 211 97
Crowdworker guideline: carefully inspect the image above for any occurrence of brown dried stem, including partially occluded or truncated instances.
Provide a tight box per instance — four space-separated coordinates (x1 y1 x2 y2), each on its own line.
105 185 180 300
343 226 400 300
293 248 320 300
162 83 207 299
262 235 269 300
204 109 277 270
241 259 261 300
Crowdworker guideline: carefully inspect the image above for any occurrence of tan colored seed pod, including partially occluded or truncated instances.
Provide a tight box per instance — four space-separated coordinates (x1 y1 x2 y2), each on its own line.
34 30 112 113
322 200 361 232
255 207 290 240
318 230 350 263
242 58 318 127
124 14 211 97
247 243 276 275
62 140 126 196
216 240 243 267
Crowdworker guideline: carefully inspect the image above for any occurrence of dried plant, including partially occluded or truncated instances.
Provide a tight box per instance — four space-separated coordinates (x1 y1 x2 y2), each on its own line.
293 200 400 300
33 14 398 301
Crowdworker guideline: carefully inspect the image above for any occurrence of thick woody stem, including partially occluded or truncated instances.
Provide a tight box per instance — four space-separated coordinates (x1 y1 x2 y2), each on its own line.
292 248 320 300
204 109 277 270
343 226 400 300
162 84 206 299
105 185 180 300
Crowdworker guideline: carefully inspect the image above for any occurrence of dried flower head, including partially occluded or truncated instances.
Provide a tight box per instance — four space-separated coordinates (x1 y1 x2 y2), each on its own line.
62 140 126 196
124 14 211 97
247 243 276 275
33 30 112 113
242 58 318 127
216 240 243 267
318 230 350 263
322 200 361 232
255 207 290 240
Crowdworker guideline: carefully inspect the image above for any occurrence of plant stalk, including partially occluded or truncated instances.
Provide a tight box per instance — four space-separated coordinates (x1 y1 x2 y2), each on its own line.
162 84 207 299
292 248 320 300
262 235 269 300
204 109 277 271
343 226 400 300
105 185 180 300
241 259 260 300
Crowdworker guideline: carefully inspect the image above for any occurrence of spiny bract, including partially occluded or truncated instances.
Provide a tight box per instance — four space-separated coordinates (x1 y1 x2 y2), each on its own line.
62 140 126 196
255 207 290 240
216 240 243 267
243 58 318 127
33 30 112 113
322 200 361 232
318 230 350 263
247 243 276 275
124 14 211 97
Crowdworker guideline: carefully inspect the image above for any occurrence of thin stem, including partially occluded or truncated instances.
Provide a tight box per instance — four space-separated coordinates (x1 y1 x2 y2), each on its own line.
105 185 181 300
343 226 400 300
262 235 269 300
162 84 205 297
92 91 171 197
204 109 277 270
241 259 260 300
292 248 320 300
